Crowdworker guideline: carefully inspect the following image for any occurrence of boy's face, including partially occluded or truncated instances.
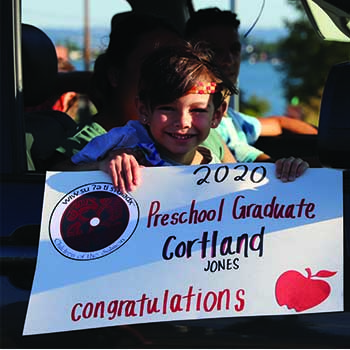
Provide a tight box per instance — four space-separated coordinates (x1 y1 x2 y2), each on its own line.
139 92 224 164
190 24 241 84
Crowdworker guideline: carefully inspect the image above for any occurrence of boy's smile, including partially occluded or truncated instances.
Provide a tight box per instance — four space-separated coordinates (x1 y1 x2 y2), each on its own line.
166 132 196 140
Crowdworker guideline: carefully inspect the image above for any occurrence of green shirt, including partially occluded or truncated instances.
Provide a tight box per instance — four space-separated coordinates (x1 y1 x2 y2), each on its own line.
56 121 107 157
201 128 225 161
57 121 225 162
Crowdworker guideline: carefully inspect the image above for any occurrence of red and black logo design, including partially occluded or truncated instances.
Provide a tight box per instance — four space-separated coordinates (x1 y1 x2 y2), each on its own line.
49 182 139 260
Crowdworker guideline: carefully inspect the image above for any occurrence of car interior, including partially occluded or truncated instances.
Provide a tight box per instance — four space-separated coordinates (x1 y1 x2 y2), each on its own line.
0 0 350 348
22 23 79 171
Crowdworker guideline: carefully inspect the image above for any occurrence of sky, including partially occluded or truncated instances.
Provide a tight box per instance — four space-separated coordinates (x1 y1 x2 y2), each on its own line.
22 0 299 30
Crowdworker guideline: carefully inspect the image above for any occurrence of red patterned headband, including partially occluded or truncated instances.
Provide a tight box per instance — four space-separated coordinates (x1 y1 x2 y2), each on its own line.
186 82 218 95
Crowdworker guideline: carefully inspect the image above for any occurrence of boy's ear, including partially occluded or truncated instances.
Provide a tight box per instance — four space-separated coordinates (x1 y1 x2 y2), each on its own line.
211 100 227 128
135 96 150 125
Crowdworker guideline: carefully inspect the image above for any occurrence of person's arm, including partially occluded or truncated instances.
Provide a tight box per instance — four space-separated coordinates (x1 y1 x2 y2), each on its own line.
220 138 237 163
259 116 318 136
255 153 274 162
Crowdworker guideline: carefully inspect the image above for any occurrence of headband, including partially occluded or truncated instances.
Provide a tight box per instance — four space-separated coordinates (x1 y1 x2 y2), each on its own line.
186 82 218 95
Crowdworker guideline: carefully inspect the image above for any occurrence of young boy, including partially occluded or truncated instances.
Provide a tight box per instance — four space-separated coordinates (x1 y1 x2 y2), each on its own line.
71 42 309 193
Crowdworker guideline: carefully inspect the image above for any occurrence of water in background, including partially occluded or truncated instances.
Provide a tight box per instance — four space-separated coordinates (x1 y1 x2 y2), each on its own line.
49 26 288 117
239 60 287 116
71 58 287 117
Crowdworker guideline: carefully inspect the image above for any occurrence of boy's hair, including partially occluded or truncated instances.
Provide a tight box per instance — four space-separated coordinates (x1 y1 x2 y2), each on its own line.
185 7 240 38
138 42 237 111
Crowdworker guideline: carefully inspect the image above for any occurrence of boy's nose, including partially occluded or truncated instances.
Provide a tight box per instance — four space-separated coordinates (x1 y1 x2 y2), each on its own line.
174 111 191 128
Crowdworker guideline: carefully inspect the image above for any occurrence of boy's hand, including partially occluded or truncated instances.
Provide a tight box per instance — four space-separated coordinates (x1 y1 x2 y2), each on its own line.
99 149 142 193
275 156 309 182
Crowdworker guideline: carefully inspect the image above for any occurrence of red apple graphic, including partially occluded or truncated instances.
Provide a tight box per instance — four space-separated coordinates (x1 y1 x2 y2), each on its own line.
275 268 337 312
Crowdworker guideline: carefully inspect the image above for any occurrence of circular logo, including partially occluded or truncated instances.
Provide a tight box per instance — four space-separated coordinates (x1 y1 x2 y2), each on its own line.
49 182 139 260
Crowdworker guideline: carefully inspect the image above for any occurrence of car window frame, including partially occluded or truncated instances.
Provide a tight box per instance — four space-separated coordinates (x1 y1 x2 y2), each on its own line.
0 0 28 176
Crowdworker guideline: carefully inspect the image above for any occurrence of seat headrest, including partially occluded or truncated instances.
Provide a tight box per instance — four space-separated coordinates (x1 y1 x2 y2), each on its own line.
22 24 58 106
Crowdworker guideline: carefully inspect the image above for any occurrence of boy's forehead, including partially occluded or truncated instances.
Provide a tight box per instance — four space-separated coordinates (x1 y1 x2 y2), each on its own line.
177 92 214 105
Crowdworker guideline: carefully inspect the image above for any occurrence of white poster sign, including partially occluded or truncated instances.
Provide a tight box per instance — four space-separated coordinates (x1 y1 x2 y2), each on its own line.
23 163 343 335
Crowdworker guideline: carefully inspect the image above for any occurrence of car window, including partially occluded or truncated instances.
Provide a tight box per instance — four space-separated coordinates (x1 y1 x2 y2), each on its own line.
22 0 132 71
1 0 350 348
21 0 134 171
